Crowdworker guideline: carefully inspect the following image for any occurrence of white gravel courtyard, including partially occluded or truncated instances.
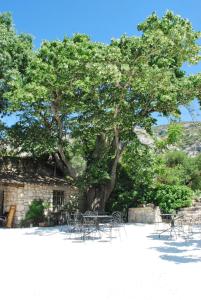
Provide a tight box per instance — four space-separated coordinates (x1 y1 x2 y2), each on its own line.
1 223 201 300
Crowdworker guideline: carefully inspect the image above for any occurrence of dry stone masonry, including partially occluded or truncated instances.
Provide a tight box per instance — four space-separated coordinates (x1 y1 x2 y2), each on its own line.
128 206 162 224
0 183 76 226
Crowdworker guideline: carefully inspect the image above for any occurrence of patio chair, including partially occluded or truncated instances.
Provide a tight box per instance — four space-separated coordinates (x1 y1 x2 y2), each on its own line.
82 211 98 239
112 211 123 225
66 211 84 238
158 213 186 239
111 211 125 238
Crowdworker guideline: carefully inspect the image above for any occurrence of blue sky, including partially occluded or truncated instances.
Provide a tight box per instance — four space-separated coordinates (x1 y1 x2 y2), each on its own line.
1 0 201 125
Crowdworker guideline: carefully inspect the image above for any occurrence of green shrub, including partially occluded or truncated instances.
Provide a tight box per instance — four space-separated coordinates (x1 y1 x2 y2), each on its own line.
164 151 188 168
22 199 45 226
154 184 193 213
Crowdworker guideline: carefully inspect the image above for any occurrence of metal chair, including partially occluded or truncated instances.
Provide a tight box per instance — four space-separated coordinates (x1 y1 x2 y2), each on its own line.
158 214 186 239
112 211 123 225
111 211 124 238
66 212 84 239
82 211 99 239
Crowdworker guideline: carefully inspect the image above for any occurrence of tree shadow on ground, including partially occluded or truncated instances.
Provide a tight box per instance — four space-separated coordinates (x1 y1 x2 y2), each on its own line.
148 232 201 264
23 225 70 237
23 225 116 243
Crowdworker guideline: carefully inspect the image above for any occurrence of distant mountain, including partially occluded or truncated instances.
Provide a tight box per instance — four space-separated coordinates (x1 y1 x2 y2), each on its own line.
153 122 201 156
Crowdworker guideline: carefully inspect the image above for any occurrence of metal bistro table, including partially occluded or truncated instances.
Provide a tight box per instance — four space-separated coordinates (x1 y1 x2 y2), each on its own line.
158 213 184 238
82 214 113 239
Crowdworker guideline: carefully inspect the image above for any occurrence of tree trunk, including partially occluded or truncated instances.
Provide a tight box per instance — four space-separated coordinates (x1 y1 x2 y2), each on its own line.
85 184 111 211
84 128 123 211
53 149 77 179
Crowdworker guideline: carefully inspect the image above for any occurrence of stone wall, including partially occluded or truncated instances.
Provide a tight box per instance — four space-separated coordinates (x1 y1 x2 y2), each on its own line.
0 183 76 226
128 206 162 224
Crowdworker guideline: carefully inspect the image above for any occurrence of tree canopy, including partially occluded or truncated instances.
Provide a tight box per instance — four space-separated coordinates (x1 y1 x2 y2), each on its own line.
2 11 201 210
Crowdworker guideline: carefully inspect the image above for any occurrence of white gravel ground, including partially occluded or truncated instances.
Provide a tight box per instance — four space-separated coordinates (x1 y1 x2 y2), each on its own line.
1 223 201 300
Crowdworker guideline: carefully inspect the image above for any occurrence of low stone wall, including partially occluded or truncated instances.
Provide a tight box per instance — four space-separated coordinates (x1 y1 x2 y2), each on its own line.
0 183 77 226
128 206 162 224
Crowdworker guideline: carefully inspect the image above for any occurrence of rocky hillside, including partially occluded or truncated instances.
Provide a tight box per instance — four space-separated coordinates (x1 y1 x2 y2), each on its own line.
153 122 201 157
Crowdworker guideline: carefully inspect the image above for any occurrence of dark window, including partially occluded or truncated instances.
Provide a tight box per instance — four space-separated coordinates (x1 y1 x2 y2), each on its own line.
53 190 64 211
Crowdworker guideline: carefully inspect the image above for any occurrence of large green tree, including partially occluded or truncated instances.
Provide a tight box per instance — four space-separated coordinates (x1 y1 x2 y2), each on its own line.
5 11 201 210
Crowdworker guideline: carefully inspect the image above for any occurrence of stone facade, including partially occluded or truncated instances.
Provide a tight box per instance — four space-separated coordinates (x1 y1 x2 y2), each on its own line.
0 182 76 226
0 157 78 227
128 206 162 224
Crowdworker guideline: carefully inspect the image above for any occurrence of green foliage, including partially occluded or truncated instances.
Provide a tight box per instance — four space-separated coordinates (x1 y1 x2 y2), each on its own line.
153 184 193 213
107 141 156 212
122 141 155 190
2 11 201 210
155 123 183 151
154 122 201 154
0 12 32 110
166 123 183 145
165 150 187 167
22 199 45 227
155 150 201 190
155 151 188 185
4 11 201 159
188 154 201 190
106 165 138 213
110 146 199 214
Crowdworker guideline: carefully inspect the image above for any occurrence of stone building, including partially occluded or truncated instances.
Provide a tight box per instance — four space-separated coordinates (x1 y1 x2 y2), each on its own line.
0 157 77 226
